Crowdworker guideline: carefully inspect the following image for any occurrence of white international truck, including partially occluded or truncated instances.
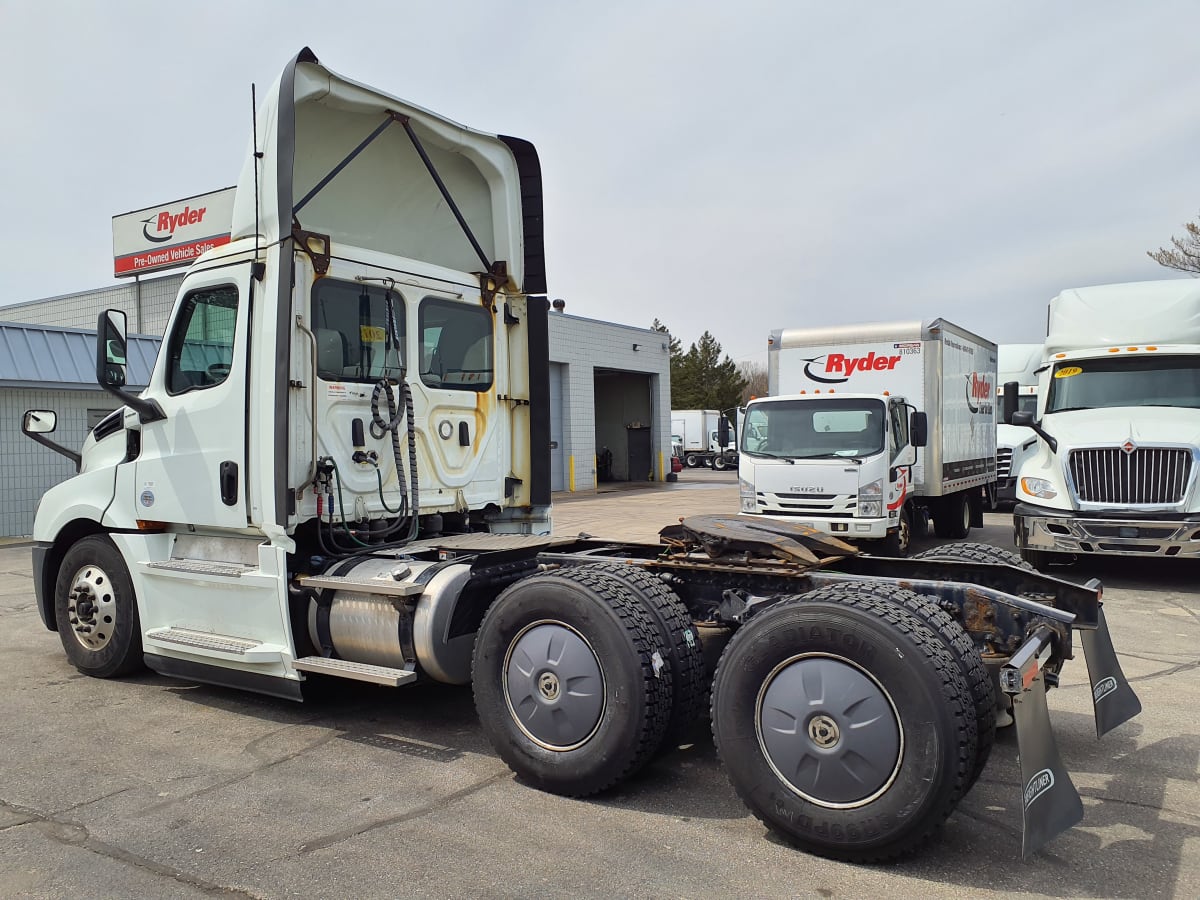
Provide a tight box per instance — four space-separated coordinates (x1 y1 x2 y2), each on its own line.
739 320 998 555
671 408 737 469
1009 279 1200 567
20 48 1139 862
995 343 1044 504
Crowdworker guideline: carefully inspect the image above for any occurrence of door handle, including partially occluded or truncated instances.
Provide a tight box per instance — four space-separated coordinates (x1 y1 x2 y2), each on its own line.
220 461 239 506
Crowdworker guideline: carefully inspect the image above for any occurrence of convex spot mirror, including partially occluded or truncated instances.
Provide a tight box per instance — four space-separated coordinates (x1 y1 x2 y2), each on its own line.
22 410 57 434
97 309 128 388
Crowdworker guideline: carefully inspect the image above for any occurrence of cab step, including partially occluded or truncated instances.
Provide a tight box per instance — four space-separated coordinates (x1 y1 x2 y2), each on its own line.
143 627 285 662
145 559 255 577
292 656 417 686
298 574 424 597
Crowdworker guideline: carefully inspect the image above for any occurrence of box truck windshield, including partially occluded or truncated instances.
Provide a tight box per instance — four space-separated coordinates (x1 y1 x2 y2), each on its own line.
741 398 886 460
1046 355 1200 412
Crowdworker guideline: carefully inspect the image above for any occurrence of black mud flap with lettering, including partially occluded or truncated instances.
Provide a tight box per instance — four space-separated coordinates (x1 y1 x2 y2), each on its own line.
1079 605 1142 738
1002 627 1084 858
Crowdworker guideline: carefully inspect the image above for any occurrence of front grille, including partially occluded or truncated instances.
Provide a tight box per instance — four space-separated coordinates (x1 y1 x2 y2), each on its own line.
996 447 1013 479
1069 447 1192 504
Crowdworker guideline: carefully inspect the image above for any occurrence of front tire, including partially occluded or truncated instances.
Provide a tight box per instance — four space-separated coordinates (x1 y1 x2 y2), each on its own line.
711 593 977 862
472 568 672 796
877 506 912 556
54 535 144 678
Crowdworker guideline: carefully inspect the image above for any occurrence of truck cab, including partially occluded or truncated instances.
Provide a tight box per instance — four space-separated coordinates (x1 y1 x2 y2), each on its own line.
995 343 1043 504
738 392 922 554
1011 280 1200 565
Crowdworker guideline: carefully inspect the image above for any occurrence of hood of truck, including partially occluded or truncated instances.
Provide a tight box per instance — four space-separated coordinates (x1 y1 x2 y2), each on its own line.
232 47 544 293
997 423 1035 452
1043 407 1200 448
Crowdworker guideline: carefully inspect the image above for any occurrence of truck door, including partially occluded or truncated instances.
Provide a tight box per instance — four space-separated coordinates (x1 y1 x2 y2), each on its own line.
133 264 253 529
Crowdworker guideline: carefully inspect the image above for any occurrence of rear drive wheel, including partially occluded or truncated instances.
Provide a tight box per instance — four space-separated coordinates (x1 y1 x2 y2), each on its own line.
933 493 971 539
574 563 707 751
684 453 701 468
712 454 728 471
472 568 672 796
54 535 144 678
711 592 977 862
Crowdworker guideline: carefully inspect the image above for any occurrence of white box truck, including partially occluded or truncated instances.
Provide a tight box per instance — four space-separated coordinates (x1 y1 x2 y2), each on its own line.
671 409 737 469
740 320 998 554
995 343 1044 504
1009 279 1200 566
19 49 1139 862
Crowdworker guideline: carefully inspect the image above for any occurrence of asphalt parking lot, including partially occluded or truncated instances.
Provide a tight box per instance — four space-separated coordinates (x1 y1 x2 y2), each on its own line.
2 469 1198 898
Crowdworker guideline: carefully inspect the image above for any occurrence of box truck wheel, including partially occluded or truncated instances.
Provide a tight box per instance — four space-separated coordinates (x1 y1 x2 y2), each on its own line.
712 454 729 471
710 591 977 862
933 493 971 540
471 568 672 796
878 506 912 556
684 453 702 468
574 563 707 752
53 535 144 678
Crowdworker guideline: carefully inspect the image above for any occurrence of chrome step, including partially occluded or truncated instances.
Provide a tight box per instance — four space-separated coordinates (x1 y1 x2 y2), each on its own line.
145 559 255 577
143 627 285 662
299 575 424 597
292 656 417 686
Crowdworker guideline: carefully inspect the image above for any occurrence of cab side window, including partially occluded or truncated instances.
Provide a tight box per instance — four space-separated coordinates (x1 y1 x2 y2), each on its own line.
888 401 908 457
165 286 239 395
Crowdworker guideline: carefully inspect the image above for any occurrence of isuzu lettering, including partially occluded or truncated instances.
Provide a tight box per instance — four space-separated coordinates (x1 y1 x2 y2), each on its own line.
21 49 1139 862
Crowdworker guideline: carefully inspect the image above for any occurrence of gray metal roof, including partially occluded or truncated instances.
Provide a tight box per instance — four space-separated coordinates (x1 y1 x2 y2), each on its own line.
0 322 159 390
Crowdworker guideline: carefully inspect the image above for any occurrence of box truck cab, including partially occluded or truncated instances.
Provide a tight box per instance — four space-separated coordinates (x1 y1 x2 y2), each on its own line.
995 343 1044 504
740 320 997 555
1010 280 1200 566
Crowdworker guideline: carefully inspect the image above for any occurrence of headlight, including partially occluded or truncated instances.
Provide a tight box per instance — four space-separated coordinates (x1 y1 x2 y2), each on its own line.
859 478 883 517
1020 476 1058 500
739 478 757 512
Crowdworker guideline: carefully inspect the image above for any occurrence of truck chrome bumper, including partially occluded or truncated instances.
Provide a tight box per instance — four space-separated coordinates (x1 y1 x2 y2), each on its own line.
1013 503 1200 558
741 513 888 540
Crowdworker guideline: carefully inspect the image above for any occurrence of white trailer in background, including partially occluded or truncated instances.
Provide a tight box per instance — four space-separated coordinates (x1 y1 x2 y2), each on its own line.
740 320 998 554
671 409 737 469
995 343 1044 504
1010 279 1200 566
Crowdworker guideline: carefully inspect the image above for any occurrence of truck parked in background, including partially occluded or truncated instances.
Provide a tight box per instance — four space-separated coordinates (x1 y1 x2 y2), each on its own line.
671 408 737 469
1010 280 1200 567
740 320 998 555
19 50 1139 863
995 343 1044 504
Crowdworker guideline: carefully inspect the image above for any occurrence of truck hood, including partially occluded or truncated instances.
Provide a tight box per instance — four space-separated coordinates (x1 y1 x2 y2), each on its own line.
997 423 1035 450
1043 407 1200 448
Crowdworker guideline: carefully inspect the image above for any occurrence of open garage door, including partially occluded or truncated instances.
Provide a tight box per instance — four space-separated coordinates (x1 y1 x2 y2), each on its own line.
593 369 652 481
549 362 565 491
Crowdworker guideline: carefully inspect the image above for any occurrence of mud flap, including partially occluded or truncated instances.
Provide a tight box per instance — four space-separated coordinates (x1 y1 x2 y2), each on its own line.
1001 627 1084 858
1079 605 1142 738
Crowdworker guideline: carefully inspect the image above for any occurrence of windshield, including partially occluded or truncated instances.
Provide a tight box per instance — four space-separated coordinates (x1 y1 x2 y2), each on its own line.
741 398 886 458
1046 355 1200 413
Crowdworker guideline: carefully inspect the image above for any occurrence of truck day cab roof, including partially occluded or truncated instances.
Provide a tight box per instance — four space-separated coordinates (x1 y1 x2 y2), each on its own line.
1045 279 1200 356
228 47 545 294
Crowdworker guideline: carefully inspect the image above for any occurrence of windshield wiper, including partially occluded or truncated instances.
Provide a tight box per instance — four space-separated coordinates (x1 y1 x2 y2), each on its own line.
747 450 794 464
791 452 864 465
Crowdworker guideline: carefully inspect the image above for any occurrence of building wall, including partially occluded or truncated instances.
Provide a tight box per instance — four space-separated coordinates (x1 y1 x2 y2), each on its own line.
1 388 118 536
548 311 672 492
0 272 183 336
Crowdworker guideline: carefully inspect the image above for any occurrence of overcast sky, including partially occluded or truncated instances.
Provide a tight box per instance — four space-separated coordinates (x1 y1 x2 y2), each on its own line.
2 1 1199 364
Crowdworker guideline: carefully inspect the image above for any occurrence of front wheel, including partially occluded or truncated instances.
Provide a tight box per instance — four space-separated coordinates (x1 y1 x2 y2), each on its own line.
877 506 912 556
54 535 144 678
711 594 977 862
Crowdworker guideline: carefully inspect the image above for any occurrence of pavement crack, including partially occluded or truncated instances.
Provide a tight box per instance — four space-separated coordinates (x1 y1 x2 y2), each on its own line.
2 798 261 897
295 769 508 855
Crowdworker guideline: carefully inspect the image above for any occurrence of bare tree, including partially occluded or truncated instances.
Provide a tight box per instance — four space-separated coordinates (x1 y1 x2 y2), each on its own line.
737 361 767 405
1148 215 1200 275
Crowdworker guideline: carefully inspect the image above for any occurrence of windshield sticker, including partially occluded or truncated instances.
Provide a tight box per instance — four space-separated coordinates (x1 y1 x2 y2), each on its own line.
1055 366 1083 378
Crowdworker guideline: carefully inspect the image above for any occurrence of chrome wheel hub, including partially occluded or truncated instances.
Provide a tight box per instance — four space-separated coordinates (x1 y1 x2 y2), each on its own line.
66 564 116 651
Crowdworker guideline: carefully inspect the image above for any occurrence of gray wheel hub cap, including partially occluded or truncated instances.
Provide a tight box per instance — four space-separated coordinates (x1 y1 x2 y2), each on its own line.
757 654 902 808
504 621 605 750
67 564 117 651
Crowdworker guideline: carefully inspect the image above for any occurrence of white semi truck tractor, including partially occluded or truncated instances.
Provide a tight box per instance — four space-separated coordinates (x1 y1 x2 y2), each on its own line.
1008 280 1200 567
739 320 998 556
995 343 1044 504
21 48 1140 862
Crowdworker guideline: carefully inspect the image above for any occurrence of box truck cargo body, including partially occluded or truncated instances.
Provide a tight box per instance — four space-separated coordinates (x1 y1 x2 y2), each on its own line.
996 343 1044 503
671 409 736 468
741 319 997 553
1010 280 1200 565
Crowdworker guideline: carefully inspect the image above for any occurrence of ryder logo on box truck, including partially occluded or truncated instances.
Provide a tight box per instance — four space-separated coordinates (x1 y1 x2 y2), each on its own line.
802 352 902 384
964 372 993 414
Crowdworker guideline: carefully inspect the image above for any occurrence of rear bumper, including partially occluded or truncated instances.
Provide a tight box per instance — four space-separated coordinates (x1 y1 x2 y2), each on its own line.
1013 502 1200 558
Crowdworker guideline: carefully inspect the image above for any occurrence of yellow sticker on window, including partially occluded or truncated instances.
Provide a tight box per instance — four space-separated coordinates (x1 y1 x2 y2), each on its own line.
360 325 387 343
1055 366 1083 378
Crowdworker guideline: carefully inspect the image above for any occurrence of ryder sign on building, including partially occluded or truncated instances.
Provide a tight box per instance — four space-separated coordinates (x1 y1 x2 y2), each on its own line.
112 187 236 277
